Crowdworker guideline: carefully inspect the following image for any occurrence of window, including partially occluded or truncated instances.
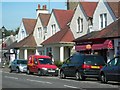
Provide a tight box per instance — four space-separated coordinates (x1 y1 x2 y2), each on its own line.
108 58 117 66
38 27 42 38
21 29 25 38
77 17 83 33
99 13 107 29
51 24 56 35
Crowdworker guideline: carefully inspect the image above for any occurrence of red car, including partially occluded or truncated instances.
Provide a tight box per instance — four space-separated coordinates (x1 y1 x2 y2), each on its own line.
27 55 59 76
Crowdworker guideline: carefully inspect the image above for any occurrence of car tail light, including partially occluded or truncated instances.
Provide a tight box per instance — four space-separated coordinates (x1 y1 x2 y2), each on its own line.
99 65 103 69
82 64 91 69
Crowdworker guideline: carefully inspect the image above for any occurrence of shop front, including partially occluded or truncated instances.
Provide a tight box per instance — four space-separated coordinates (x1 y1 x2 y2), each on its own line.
75 38 114 63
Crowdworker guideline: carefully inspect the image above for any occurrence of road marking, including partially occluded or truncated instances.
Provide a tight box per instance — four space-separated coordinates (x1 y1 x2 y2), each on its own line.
27 79 52 84
4 76 18 80
64 85 79 89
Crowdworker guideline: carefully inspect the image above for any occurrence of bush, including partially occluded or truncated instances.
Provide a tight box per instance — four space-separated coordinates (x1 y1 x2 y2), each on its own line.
54 61 63 68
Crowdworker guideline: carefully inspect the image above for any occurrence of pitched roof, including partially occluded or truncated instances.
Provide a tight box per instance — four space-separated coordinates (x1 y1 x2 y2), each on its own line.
107 0 120 18
38 13 50 27
53 9 74 29
22 18 36 34
74 18 120 42
41 26 75 45
80 2 98 17
14 33 37 48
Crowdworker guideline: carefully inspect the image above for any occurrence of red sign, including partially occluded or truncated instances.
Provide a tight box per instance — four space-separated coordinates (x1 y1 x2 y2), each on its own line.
108 40 113 49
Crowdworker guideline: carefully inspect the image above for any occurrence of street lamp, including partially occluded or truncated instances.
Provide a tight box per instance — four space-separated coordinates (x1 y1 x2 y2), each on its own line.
1 26 6 67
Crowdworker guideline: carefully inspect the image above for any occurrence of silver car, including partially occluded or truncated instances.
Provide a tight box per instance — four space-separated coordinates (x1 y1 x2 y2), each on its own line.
9 59 27 73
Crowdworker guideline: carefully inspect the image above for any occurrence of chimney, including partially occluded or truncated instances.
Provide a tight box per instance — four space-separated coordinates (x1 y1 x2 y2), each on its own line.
42 5 45 10
38 4 40 9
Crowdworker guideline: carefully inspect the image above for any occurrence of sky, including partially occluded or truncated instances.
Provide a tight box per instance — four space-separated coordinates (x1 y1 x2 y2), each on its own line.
0 0 99 31
1 0 67 31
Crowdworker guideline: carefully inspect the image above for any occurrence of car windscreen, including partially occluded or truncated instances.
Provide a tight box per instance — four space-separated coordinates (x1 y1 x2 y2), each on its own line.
84 56 105 65
17 60 27 64
38 58 52 64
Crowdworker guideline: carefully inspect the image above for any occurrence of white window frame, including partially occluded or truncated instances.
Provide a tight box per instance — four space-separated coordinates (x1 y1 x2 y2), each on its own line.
77 17 83 33
37 27 42 38
99 13 107 29
51 24 56 35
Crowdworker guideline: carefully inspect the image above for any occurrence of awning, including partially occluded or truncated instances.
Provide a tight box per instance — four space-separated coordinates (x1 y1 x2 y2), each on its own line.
92 40 113 50
75 40 113 51
75 45 86 51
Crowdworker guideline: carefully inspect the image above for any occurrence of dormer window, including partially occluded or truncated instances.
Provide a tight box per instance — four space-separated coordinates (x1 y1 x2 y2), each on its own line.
21 29 25 38
77 17 83 33
99 13 107 29
51 24 56 35
38 27 42 38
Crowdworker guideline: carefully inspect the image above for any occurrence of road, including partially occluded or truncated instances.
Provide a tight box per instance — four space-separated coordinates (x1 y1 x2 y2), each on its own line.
1 69 120 90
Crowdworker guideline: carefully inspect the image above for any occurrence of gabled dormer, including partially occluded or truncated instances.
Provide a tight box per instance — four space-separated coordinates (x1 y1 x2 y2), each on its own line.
70 2 98 39
17 18 36 42
93 0 118 31
47 9 74 39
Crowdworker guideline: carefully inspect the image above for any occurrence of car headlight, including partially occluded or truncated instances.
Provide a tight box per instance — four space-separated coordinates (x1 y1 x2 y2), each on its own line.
42 68 48 70
56 68 59 70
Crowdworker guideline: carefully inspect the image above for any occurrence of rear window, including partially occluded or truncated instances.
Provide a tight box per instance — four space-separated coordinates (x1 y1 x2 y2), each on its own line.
38 58 52 64
84 55 105 65
17 60 27 64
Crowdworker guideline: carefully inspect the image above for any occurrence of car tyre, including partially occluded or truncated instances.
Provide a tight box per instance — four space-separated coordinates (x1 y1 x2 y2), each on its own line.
38 70 42 76
75 71 80 80
101 74 108 83
60 71 66 79
9 67 12 73
27 69 31 75
16 67 20 73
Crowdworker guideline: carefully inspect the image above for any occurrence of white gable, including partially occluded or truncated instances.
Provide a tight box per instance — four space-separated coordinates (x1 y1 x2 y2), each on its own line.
33 17 44 46
92 0 116 31
17 22 27 42
47 11 60 39
70 4 88 39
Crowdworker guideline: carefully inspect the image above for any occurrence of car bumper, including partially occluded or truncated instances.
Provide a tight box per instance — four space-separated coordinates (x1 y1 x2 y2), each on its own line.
41 69 59 76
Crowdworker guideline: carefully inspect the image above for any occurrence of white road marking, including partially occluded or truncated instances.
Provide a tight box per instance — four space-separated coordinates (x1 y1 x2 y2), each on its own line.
27 79 52 84
4 76 18 80
64 85 79 88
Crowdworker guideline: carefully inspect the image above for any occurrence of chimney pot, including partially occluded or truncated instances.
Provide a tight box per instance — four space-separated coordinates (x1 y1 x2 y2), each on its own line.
38 4 40 9
44 5 47 10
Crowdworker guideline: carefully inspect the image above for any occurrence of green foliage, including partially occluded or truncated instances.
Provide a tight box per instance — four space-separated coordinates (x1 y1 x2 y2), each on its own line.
54 61 63 68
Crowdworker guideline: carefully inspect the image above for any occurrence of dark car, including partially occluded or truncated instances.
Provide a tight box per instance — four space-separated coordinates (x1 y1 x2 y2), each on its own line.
60 53 105 80
9 59 27 73
100 56 120 83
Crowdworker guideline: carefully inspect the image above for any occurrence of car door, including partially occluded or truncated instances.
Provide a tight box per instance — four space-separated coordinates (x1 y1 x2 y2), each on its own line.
32 58 38 73
105 57 118 81
115 57 120 81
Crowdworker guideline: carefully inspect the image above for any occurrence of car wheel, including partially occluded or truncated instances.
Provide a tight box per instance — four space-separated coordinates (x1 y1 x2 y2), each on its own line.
16 67 20 73
60 71 66 79
75 71 80 80
27 69 30 75
101 74 108 83
9 67 12 73
38 70 42 76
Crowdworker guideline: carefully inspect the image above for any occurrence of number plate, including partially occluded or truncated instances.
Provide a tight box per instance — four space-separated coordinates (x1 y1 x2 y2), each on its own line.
91 66 100 69
48 70 55 72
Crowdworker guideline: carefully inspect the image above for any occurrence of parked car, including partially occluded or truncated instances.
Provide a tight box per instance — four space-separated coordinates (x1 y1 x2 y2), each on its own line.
100 56 120 83
9 59 27 73
27 55 59 76
60 53 105 80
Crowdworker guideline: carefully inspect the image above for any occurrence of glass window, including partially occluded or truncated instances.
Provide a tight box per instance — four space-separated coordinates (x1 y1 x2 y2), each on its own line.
17 60 27 64
77 17 83 33
38 58 52 64
108 58 118 66
84 56 105 65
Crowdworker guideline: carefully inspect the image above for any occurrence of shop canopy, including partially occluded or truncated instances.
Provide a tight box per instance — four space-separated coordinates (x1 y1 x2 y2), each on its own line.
75 40 113 51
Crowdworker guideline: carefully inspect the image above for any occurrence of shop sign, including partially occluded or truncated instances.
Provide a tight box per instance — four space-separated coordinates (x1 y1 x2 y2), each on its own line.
86 44 92 50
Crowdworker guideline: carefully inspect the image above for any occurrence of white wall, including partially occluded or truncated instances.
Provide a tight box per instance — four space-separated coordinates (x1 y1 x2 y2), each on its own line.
17 22 27 42
52 47 60 61
70 4 88 39
47 12 60 39
92 0 116 31
33 17 44 46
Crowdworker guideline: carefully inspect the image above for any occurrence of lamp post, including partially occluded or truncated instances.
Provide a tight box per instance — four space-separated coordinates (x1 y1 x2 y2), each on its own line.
1 26 6 67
